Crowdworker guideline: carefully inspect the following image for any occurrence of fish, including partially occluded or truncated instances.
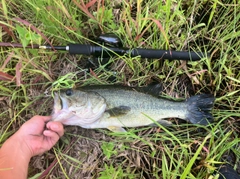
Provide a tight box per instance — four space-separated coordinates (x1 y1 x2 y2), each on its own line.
51 85 215 132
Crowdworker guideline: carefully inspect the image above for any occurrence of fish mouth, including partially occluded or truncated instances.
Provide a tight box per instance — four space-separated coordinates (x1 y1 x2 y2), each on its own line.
51 91 77 124
52 91 71 122
52 92 64 115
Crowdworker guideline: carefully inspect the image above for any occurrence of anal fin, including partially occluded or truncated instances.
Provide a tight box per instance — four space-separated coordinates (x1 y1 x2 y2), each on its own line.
107 126 126 132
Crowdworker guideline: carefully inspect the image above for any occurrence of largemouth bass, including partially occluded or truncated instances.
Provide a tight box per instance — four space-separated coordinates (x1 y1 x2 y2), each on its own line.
51 85 215 132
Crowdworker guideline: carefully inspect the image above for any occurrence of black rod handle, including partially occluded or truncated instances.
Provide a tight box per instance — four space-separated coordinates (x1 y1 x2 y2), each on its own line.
132 48 207 61
68 44 93 55
68 44 208 61
68 44 127 57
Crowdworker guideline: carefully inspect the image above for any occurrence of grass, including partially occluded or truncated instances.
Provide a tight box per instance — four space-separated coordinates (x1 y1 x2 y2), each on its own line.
0 0 239 178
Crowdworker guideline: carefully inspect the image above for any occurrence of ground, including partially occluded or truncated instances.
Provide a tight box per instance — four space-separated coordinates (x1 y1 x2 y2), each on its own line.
0 0 239 179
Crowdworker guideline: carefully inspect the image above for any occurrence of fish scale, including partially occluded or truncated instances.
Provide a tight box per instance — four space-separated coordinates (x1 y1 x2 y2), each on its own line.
84 88 182 110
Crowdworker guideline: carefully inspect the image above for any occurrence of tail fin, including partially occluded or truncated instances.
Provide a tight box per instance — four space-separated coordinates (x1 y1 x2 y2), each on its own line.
186 94 215 125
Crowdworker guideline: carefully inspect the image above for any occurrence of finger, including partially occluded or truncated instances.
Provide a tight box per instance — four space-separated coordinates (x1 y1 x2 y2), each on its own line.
46 121 64 137
31 115 52 122
43 130 60 144
20 115 52 134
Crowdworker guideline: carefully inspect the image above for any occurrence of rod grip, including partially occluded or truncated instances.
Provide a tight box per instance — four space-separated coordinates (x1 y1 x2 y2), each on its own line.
132 48 208 61
68 44 208 61
68 44 93 55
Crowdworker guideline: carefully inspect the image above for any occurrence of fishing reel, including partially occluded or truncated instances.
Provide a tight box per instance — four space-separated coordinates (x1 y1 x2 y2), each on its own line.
86 33 122 82
86 33 123 67
96 33 123 48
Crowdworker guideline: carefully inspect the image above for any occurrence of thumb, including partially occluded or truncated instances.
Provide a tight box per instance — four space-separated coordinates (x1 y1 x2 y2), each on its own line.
43 130 61 145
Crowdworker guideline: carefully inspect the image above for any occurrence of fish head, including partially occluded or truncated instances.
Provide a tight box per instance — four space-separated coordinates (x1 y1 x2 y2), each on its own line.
51 89 106 126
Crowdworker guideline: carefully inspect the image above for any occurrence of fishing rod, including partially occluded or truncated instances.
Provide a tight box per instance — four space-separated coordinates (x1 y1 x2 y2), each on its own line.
0 33 209 61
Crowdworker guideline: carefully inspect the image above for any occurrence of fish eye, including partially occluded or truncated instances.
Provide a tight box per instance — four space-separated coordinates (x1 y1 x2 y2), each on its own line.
65 89 73 96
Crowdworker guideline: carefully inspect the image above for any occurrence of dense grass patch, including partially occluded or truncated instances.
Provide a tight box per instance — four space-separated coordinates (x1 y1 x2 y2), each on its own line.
0 0 239 178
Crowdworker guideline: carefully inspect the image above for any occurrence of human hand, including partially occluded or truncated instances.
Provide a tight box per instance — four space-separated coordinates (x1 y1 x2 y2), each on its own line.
14 115 64 158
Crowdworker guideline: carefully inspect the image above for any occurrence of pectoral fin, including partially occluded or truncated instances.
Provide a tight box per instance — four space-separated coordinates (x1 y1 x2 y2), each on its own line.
107 126 127 132
106 106 131 116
